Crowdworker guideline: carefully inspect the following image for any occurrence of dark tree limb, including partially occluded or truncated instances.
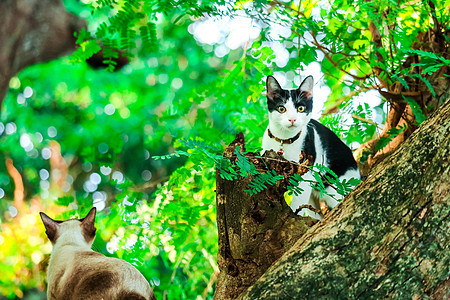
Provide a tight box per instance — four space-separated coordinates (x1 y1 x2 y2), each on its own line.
214 133 317 299
0 0 87 108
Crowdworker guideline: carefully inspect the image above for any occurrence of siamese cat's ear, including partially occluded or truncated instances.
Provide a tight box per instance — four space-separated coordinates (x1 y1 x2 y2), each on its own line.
40 212 60 243
298 76 314 98
81 208 97 242
266 75 282 101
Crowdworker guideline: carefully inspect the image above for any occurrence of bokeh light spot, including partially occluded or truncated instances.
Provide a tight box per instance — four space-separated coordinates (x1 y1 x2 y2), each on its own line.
98 143 109 154
142 170 152 181
9 77 20 89
41 147 52 160
104 104 116 115
90 173 102 185
39 169 49 180
100 166 112 175
47 126 57 138
23 86 33 98
112 171 124 184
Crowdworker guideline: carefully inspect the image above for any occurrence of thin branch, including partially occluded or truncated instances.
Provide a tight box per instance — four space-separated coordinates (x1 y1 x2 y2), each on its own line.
202 271 219 299
307 31 372 81
378 90 422 102
352 114 381 128
321 84 377 116
5 158 24 211
294 204 323 216
270 0 307 19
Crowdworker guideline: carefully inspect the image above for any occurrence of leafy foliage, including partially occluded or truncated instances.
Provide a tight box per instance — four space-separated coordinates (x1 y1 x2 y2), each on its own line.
376 125 408 152
245 170 284 196
404 96 427 125
287 164 360 201
72 0 217 69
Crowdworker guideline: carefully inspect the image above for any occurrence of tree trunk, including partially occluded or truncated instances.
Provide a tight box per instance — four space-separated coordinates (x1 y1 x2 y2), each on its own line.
0 0 86 108
214 134 318 299
216 101 450 299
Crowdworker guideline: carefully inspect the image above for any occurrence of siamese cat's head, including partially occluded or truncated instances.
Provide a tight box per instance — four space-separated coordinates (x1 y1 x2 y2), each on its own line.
266 75 314 137
40 208 97 247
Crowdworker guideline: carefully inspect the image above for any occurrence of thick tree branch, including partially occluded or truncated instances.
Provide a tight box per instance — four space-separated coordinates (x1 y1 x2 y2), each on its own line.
0 0 87 109
239 99 450 299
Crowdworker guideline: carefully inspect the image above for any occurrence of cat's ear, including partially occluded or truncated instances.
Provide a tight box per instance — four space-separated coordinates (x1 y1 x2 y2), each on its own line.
40 212 60 243
266 75 282 101
298 76 314 98
81 208 97 243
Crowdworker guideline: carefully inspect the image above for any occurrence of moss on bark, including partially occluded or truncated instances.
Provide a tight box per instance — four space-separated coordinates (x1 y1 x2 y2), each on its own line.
238 100 450 299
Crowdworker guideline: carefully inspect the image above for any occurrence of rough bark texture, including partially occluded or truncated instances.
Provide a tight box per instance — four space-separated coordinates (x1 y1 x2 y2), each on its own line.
234 100 450 299
214 133 318 299
0 0 86 107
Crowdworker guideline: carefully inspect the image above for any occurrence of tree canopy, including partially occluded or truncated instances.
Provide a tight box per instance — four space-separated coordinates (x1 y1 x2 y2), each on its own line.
0 0 447 298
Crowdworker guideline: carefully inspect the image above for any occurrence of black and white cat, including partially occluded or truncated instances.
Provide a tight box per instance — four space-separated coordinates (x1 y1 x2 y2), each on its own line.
262 75 360 219
40 208 156 300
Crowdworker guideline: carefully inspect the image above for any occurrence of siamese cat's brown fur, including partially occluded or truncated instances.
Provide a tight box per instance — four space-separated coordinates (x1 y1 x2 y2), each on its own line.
40 208 156 300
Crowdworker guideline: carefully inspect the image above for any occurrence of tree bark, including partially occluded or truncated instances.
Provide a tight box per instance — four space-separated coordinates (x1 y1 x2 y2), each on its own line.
216 100 450 299
250 100 450 298
0 0 86 108
214 134 318 299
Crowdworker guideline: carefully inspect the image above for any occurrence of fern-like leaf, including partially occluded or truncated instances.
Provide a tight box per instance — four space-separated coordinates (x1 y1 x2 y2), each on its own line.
375 125 407 151
245 170 283 196
403 96 426 124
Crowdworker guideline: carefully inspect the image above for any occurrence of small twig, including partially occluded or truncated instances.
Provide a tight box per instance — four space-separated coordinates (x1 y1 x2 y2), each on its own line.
294 204 323 216
202 271 219 299
352 114 381 128
132 176 170 192
231 153 308 166
308 31 372 81
270 0 307 18
321 83 378 116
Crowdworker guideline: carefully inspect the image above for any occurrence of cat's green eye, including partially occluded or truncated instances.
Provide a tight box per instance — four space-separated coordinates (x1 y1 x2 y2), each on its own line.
297 106 305 113
277 106 286 113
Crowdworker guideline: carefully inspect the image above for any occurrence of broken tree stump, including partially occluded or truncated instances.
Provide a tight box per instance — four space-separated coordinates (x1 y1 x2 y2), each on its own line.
214 133 317 299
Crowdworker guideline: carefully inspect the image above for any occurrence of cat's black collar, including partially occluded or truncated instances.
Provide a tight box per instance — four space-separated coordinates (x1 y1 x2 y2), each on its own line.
268 129 301 145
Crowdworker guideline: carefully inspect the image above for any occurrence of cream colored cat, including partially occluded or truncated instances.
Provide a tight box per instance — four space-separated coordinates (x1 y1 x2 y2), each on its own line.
40 208 156 300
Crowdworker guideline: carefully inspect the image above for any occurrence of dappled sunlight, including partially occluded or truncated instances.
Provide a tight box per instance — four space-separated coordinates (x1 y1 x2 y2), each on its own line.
0 199 63 298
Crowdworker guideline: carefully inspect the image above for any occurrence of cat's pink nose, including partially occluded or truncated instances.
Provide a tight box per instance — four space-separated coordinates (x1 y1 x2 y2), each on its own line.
289 119 296 125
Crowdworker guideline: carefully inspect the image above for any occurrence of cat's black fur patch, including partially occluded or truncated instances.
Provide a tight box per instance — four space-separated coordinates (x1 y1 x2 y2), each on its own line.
305 119 358 177
58 266 117 299
303 124 316 160
266 75 313 114
267 89 313 114
266 88 289 112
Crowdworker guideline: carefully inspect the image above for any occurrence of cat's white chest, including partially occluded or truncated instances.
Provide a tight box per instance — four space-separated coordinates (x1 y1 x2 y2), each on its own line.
262 128 305 162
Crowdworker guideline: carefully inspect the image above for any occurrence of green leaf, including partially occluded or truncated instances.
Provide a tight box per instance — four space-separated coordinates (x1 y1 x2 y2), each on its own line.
376 125 407 151
403 96 427 124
